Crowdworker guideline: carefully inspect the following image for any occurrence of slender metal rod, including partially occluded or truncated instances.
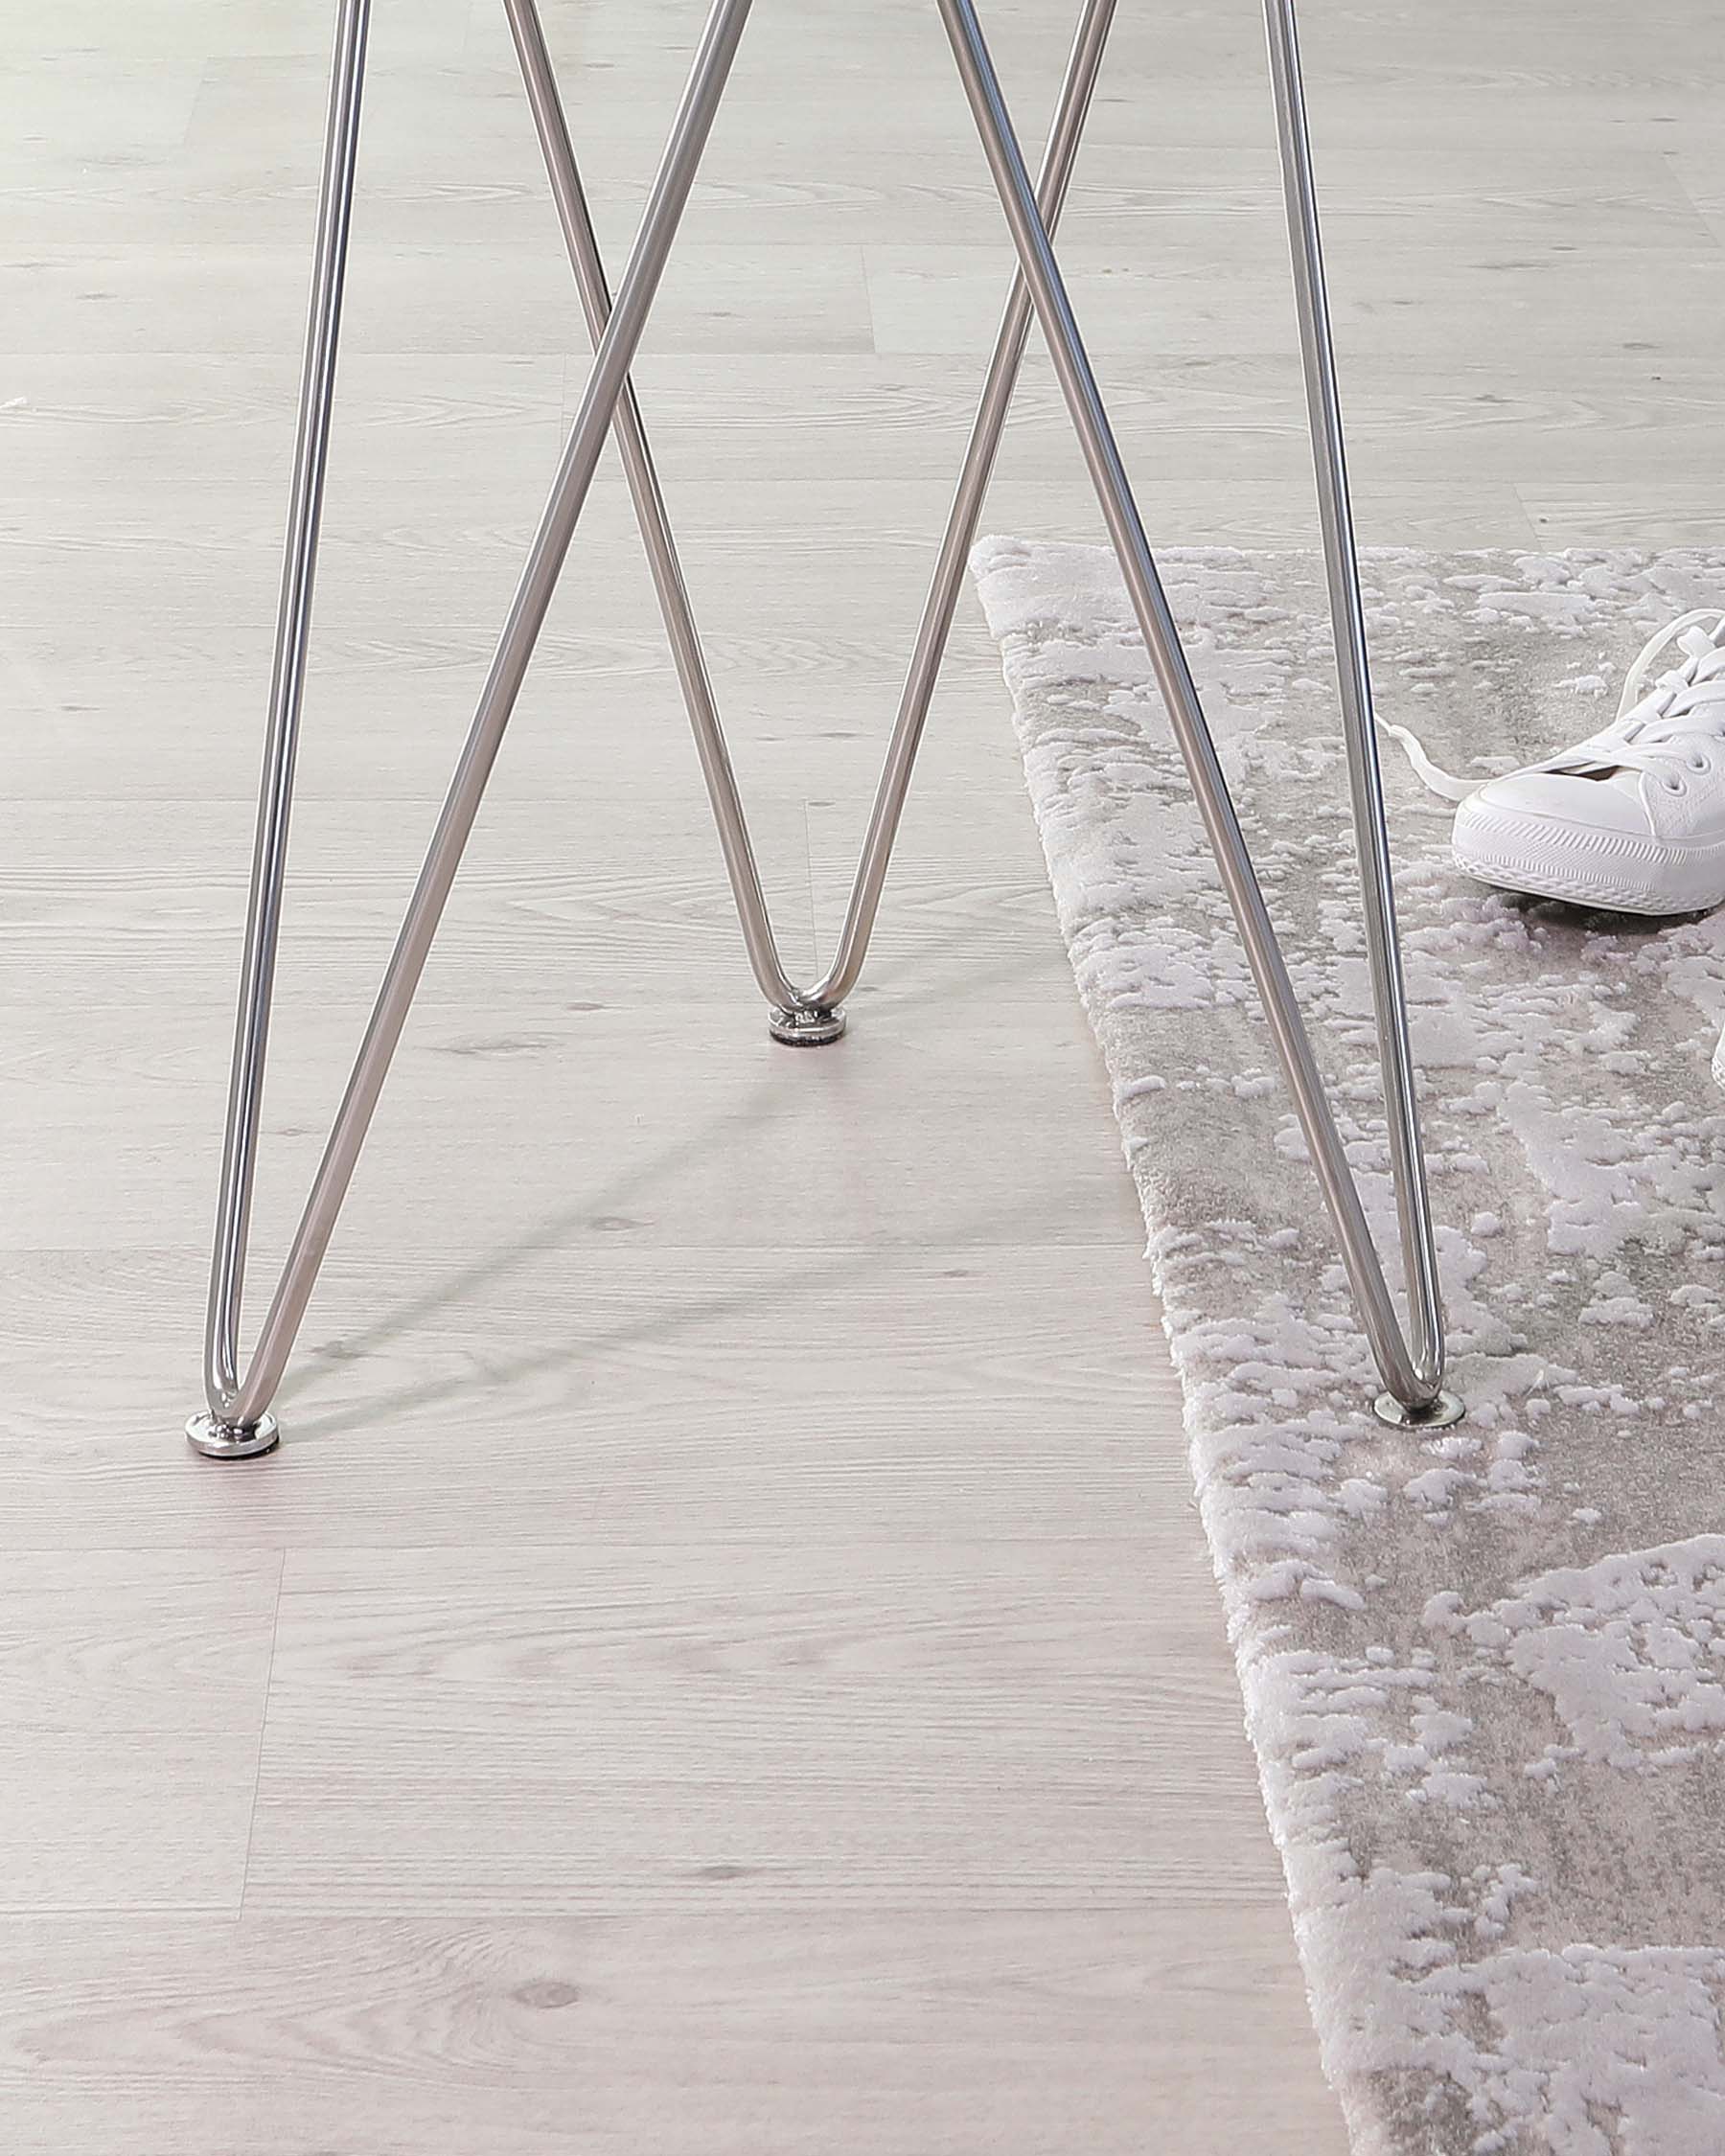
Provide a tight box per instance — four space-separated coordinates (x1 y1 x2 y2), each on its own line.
933 0 1441 1410
203 0 756 1431
508 0 1113 1021
203 0 371 1422
501 0 800 1015
1262 0 1444 1389
808 0 1116 1007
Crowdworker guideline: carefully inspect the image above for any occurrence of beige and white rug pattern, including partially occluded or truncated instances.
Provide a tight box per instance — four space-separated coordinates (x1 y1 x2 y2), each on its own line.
972 539 1725 2156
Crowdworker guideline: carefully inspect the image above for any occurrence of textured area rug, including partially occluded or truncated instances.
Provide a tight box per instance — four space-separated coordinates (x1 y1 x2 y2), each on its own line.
971 539 1725 2156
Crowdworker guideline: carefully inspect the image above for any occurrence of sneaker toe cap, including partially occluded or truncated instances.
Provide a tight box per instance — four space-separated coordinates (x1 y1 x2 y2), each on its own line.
1460 768 1650 838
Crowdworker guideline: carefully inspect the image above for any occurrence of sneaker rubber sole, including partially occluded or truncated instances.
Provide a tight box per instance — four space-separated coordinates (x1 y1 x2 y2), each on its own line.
1451 798 1725 917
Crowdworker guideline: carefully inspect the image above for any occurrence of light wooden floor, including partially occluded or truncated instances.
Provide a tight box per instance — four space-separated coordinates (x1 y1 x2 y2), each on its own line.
5 1 1720 2148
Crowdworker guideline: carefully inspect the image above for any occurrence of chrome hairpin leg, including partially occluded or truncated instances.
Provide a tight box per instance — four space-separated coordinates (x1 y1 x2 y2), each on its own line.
190 0 757 1456
190 0 374 1460
502 0 1117 1043
1261 0 1448 1423
932 0 1459 1426
499 0 807 1030
190 0 1458 1456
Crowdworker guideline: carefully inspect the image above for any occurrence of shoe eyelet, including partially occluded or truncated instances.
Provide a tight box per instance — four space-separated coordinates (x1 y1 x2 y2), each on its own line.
1690 756 1711 773
1667 777 1688 794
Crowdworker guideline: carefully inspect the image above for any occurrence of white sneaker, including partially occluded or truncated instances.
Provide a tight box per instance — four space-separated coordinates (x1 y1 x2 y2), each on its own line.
1386 608 1725 916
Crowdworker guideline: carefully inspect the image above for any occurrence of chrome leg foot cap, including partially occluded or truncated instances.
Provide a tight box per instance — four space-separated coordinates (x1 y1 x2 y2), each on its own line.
768 1003 846 1046
186 1411 281 1459
1371 1389 1464 1432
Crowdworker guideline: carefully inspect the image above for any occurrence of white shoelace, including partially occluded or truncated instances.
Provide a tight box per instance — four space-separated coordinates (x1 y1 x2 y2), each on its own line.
1381 607 1725 803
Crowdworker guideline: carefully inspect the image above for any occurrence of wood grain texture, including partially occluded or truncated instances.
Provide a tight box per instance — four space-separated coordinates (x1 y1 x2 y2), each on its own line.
244 1542 1274 1913
0 1910 1343 2155
0 1554 280 1915
2 1243 1184 1553
14 0 1716 2143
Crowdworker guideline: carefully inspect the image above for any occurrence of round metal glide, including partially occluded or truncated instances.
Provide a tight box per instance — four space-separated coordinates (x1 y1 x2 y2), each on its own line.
1372 1389 1464 1432
768 1004 847 1046
186 1410 282 1459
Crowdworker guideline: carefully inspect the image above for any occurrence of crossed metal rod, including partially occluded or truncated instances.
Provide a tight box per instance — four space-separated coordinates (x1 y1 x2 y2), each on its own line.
189 0 1461 1459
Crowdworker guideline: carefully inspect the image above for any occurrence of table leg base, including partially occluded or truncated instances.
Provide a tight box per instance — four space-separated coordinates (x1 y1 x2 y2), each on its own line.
768 1004 847 1046
185 1411 283 1460
1372 1390 1464 1432
187 0 1459 1452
